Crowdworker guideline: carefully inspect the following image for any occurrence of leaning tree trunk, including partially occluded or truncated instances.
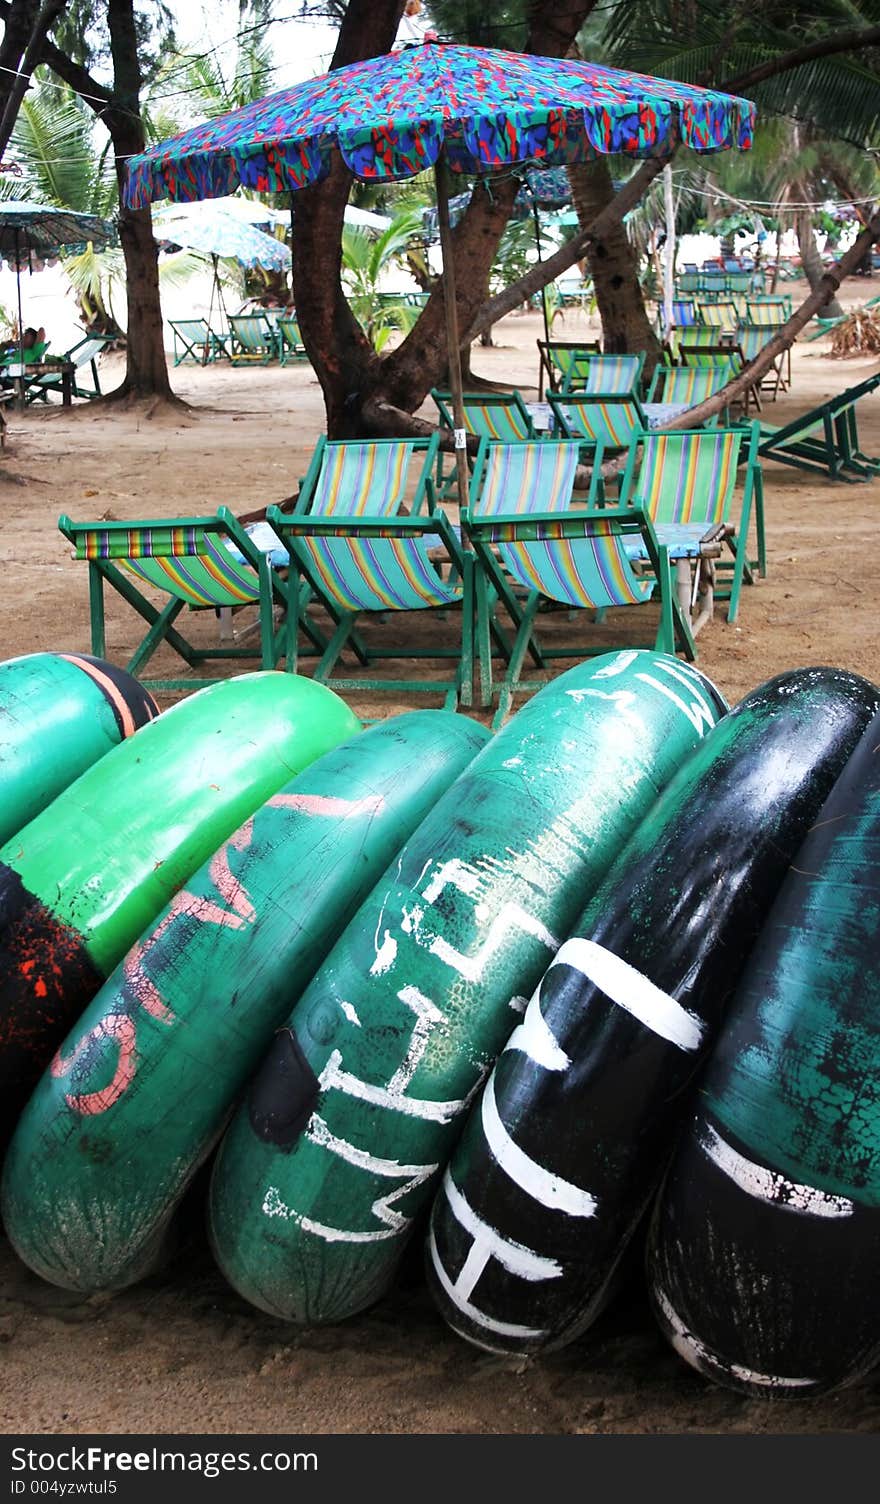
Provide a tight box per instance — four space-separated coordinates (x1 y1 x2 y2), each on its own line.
796 200 843 318
567 158 662 365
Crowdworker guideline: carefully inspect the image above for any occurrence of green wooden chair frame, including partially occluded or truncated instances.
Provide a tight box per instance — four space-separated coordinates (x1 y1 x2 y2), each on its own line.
537 338 601 395
57 506 320 692
756 372 880 482
618 421 766 626
277 314 307 365
266 508 476 710
169 319 229 367
227 314 279 365
463 501 693 724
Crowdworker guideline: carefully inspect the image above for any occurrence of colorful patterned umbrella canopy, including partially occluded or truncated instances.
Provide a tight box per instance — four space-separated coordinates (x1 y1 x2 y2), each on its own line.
0 198 117 260
125 43 754 208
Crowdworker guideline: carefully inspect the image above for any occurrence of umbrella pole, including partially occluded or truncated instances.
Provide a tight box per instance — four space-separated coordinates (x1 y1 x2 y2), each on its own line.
205 254 219 365
434 152 470 512
14 227 24 410
534 203 551 347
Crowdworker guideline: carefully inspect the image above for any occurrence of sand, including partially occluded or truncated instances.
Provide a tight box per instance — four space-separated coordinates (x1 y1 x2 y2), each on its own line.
2 287 880 1435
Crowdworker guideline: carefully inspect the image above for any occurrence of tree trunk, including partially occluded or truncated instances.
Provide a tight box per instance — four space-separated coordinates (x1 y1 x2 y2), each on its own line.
292 0 600 437
795 204 843 317
567 157 661 365
39 0 175 402
105 0 173 400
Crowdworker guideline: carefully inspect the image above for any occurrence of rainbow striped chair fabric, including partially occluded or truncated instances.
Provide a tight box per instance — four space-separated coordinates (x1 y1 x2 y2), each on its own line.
463 438 693 723
431 388 537 442
227 314 279 365
547 393 648 488
536 339 602 394
431 388 538 498
618 423 766 628
737 321 790 395
561 351 645 398
696 299 740 333
268 433 476 708
57 507 309 692
646 364 730 419
746 295 793 323
277 314 307 365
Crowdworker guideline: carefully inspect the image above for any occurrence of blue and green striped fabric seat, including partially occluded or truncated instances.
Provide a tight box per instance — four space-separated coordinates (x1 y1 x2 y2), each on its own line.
58 507 303 691
286 527 464 614
305 438 423 517
71 523 264 606
647 366 730 410
570 352 644 397
696 299 739 331
471 439 588 517
617 424 765 623
432 388 536 441
747 297 792 323
485 513 654 610
624 428 742 530
548 391 647 451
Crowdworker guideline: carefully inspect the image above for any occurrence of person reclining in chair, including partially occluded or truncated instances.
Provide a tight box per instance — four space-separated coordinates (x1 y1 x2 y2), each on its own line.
0 326 47 364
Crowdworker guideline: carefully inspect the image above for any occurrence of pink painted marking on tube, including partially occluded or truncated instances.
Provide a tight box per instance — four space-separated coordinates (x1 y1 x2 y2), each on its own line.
52 1014 137 1116
267 793 386 818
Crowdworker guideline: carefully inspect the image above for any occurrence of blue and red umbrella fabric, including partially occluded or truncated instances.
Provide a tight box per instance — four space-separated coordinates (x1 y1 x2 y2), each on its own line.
125 42 754 208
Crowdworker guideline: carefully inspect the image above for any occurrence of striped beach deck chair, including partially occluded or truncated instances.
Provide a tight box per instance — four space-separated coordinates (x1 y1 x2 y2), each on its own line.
464 439 691 723
696 299 739 333
431 388 538 499
747 296 793 323
661 298 697 336
269 432 475 707
677 339 752 408
619 424 765 632
537 339 601 395
757 372 880 481
563 351 645 398
547 392 647 496
228 314 278 365
57 507 310 692
277 314 307 364
737 321 790 396
646 365 730 422
169 319 229 366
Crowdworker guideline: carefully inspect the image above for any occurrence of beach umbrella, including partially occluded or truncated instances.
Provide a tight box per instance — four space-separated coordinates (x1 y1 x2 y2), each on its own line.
0 199 116 373
153 200 293 347
125 40 755 506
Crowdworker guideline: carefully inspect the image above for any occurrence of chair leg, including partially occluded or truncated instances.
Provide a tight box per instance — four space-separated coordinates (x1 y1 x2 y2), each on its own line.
88 564 107 659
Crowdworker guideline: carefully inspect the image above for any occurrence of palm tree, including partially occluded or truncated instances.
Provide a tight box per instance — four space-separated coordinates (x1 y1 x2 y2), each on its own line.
341 209 426 351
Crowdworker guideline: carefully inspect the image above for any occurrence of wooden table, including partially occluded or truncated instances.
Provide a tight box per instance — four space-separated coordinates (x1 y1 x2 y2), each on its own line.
1 360 75 409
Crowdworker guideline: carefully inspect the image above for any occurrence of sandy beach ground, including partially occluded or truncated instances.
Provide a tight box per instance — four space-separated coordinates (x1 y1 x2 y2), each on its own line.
2 284 880 1434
